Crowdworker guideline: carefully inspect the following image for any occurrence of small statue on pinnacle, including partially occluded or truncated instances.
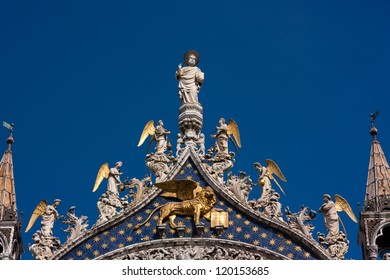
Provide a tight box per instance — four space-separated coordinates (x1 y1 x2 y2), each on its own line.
176 50 204 105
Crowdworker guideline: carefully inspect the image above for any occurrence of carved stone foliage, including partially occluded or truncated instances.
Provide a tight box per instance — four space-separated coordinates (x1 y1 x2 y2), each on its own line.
204 146 235 182
176 133 185 157
226 171 254 204
285 206 316 238
95 191 128 226
124 174 153 206
145 152 175 182
317 231 349 260
94 175 154 226
118 245 263 260
249 189 284 222
28 230 60 260
262 193 283 221
176 132 205 159
60 207 89 244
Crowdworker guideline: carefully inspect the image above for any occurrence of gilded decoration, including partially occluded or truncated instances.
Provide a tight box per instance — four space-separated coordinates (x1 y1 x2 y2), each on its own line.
134 180 217 230
26 51 352 261
57 159 322 260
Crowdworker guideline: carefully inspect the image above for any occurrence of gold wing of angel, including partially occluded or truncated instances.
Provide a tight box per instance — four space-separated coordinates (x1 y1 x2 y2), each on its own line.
137 120 156 147
25 200 47 233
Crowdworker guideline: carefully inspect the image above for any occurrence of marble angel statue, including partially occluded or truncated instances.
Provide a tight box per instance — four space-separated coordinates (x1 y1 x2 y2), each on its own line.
92 162 129 224
252 159 287 220
205 118 241 179
137 120 171 154
319 194 358 238
176 50 204 105
25 199 62 259
317 194 358 259
92 161 124 196
25 199 62 238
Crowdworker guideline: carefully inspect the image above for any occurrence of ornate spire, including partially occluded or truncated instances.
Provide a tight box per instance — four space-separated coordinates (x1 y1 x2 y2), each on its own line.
0 122 17 221
364 112 390 212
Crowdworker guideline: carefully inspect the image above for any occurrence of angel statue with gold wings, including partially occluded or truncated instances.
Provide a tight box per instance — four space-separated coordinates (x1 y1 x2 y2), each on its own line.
205 118 241 180
25 199 61 237
25 199 62 259
92 161 123 196
92 162 128 222
137 120 171 154
254 159 287 199
214 118 241 154
134 180 217 230
252 160 287 220
319 194 358 238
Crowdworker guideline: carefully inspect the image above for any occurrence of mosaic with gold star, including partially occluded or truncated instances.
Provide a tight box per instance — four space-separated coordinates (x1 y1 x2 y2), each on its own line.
62 158 317 260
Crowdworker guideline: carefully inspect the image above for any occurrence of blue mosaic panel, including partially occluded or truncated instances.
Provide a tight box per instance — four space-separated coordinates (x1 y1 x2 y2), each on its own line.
62 158 317 260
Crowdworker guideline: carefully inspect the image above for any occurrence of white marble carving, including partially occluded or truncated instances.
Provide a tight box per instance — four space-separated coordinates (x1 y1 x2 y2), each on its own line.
285 206 316 238
176 50 204 105
60 206 89 244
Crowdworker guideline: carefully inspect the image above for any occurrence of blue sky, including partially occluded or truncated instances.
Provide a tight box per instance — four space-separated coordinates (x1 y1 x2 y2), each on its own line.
1 1 390 260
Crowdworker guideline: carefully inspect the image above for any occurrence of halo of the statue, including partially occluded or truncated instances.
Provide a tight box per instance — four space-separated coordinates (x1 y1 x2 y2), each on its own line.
184 50 200 66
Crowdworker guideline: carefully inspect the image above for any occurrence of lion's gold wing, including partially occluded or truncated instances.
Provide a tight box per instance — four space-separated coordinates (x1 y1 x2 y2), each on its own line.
156 179 200 201
227 119 241 148
92 162 110 192
334 194 358 223
25 200 47 233
137 120 156 147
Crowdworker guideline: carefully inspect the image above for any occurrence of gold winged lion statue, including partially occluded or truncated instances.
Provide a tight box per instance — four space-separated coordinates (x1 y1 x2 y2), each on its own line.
134 180 216 230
